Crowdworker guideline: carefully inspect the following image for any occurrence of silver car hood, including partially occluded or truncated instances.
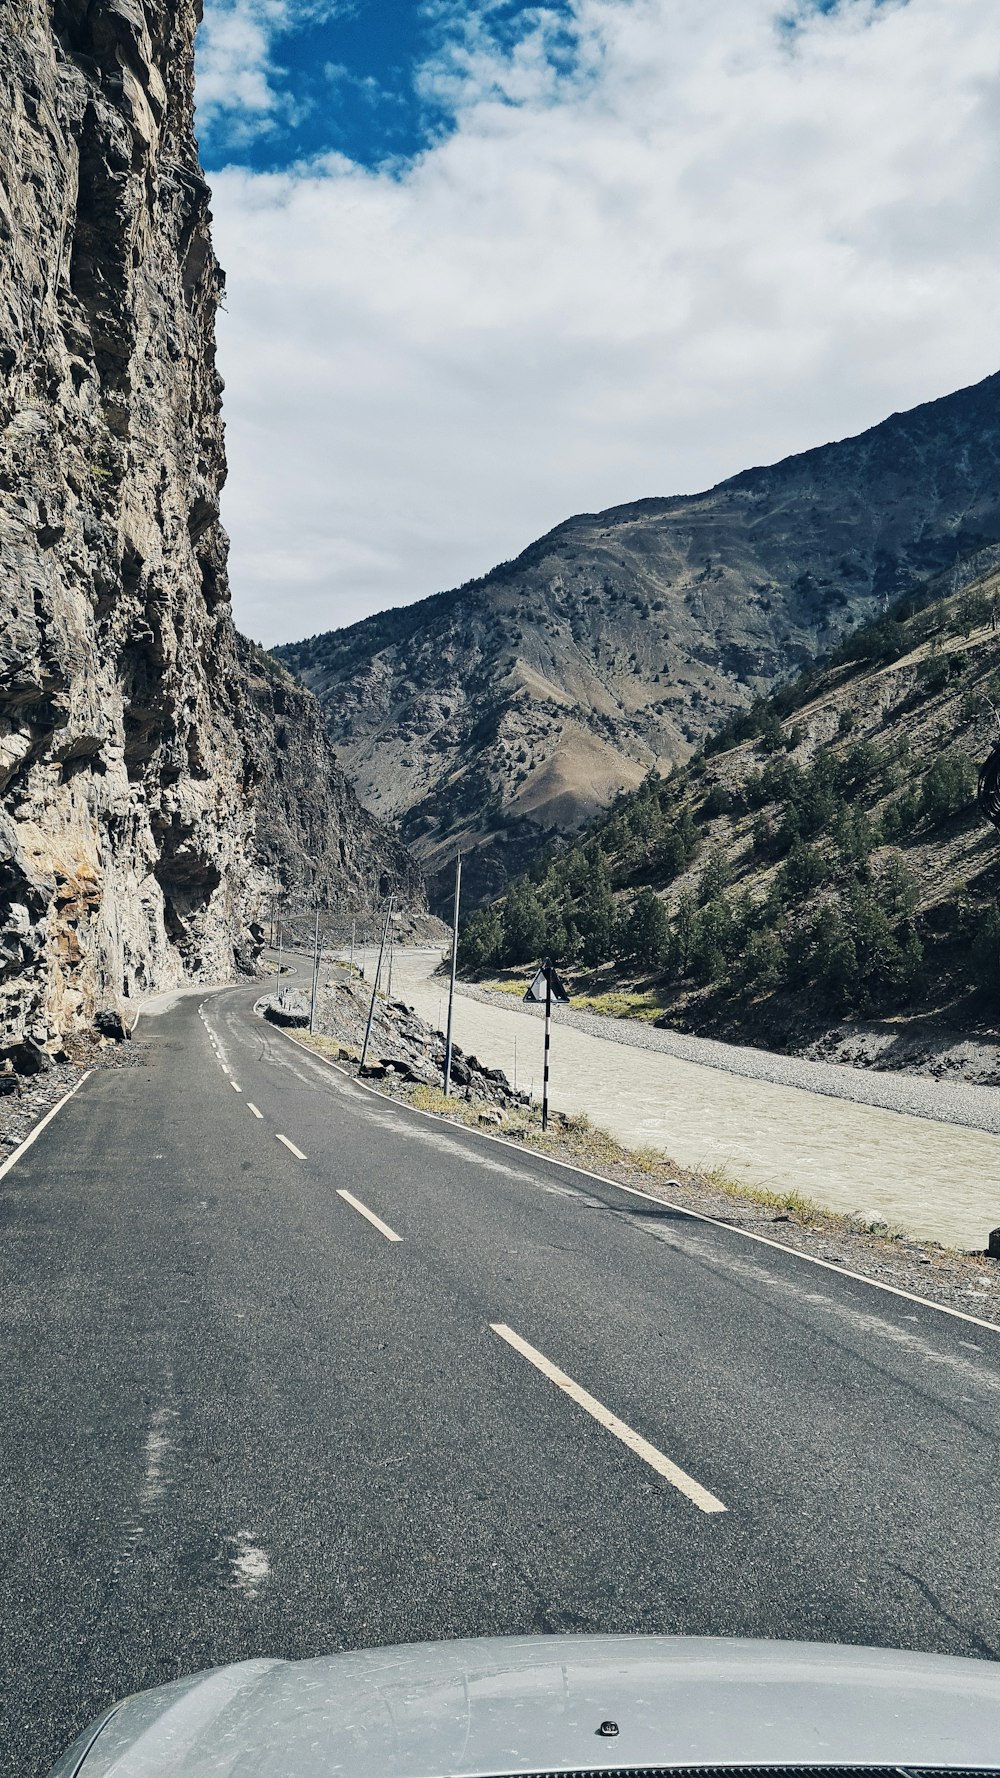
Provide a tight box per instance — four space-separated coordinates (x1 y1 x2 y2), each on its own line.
54 1634 1000 1777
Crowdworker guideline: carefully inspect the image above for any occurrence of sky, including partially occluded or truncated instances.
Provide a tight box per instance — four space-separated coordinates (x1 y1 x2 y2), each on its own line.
195 0 1000 647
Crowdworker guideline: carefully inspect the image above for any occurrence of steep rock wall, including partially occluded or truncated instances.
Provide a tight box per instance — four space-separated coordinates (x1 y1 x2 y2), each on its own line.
0 2 422 1060
237 638 427 917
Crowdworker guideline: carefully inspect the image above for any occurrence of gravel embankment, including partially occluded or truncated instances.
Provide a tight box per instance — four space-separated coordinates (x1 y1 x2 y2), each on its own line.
457 983 1000 1136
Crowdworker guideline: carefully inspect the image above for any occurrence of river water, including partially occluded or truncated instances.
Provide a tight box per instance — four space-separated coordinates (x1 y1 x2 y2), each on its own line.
368 948 1000 1253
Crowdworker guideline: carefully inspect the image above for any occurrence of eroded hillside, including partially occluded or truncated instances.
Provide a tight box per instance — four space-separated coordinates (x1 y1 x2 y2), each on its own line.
278 373 1000 906
458 566 1000 1060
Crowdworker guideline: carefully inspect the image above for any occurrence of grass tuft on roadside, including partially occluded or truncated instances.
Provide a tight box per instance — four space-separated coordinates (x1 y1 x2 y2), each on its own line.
391 1079 882 1237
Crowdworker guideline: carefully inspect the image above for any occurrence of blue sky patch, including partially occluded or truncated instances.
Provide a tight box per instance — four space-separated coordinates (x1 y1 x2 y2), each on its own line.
196 0 580 173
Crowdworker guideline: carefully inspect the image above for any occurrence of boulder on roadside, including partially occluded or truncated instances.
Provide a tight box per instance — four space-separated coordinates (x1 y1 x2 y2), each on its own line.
262 996 309 1029
1 1037 49 1075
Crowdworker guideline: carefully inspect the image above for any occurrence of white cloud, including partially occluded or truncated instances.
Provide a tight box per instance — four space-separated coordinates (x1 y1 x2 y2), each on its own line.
196 0 349 138
202 0 1000 646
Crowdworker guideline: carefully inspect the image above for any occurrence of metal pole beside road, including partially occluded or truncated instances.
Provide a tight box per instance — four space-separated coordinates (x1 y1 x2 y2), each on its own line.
309 901 321 1034
542 966 552 1132
443 851 462 1096
360 898 394 1071
523 959 568 1131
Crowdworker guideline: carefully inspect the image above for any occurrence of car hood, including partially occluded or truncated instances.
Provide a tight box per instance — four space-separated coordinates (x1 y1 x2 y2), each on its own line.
56 1634 1000 1777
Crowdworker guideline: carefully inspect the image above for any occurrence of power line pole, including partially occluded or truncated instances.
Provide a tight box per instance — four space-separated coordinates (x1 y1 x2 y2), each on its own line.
360 898 394 1070
309 900 321 1034
542 964 552 1133
386 918 394 1000
443 850 463 1096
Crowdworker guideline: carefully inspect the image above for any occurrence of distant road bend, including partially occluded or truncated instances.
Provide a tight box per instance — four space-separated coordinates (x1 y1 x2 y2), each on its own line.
2 979 999 1776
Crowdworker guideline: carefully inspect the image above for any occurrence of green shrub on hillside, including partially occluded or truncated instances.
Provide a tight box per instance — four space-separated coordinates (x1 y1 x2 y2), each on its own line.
920 749 977 823
776 841 826 904
458 905 503 970
738 929 788 993
616 887 671 968
455 574 998 1033
502 878 547 962
966 904 1000 998
698 845 732 904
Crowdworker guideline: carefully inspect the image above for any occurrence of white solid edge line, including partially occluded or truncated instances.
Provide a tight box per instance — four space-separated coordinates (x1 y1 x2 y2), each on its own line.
265 1019 1000 1337
276 1133 307 1160
492 1322 726 1514
230 1081 242 1093
337 1188 402 1243
247 1102 264 1120
0 1070 93 1184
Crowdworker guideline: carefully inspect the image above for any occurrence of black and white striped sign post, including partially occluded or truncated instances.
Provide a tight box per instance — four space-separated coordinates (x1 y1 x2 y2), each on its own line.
524 960 570 1132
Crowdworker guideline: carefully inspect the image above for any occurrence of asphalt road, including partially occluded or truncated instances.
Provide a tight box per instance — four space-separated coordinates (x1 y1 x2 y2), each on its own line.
2 979 999 1776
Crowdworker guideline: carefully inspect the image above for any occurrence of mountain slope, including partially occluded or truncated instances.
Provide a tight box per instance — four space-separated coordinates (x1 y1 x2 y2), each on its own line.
277 372 1000 907
457 563 1000 1058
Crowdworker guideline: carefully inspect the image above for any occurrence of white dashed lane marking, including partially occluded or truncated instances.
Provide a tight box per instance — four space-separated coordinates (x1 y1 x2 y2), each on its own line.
230 1081 242 1093
247 1103 263 1120
337 1189 402 1243
276 1134 307 1160
491 1323 727 1515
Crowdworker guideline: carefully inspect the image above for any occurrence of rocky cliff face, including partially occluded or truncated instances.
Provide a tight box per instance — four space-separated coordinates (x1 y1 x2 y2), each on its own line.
237 638 426 918
0 1 422 1063
278 372 1000 908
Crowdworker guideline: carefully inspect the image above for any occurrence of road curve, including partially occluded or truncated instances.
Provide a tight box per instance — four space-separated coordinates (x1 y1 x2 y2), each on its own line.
1 981 998 1776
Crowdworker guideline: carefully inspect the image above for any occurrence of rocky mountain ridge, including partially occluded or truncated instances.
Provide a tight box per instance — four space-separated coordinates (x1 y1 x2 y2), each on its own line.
457 560 1000 1058
277 372 1000 908
0 0 421 1065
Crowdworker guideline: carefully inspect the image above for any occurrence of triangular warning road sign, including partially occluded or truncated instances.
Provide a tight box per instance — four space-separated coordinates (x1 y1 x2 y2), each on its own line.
546 964 570 1003
523 961 570 1004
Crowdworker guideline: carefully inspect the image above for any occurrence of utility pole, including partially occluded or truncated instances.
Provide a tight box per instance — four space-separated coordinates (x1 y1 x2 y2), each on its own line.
386 919 394 1000
276 906 283 980
349 917 356 972
542 965 552 1132
309 900 321 1034
443 851 462 1096
360 898 394 1070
